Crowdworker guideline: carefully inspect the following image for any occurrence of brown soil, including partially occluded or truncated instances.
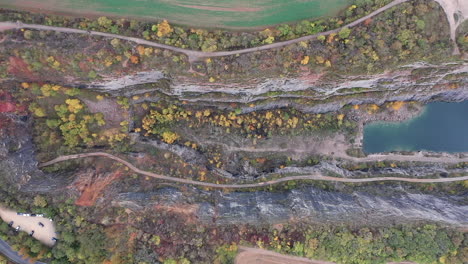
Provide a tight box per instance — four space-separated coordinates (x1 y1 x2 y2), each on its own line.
153 204 200 223
235 246 333 264
0 91 26 114
298 71 324 85
7 56 39 81
177 4 262 12
236 247 419 264
0 115 12 130
74 169 123 206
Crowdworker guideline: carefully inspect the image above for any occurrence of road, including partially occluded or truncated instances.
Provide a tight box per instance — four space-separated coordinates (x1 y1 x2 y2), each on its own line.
432 0 468 54
39 152 468 189
203 140 468 164
235 246 334 264
0 0 411 62
0 239 46 264
1 0 465 59
0 0 463 59
235 246 418 264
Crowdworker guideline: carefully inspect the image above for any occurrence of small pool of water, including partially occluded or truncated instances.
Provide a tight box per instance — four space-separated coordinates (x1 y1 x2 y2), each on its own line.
363 101 468 154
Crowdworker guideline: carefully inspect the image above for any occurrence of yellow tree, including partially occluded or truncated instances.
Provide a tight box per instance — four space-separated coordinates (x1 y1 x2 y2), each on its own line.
157 20 173 37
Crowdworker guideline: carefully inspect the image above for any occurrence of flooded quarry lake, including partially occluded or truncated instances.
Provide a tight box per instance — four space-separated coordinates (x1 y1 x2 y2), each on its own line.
364 101 468 154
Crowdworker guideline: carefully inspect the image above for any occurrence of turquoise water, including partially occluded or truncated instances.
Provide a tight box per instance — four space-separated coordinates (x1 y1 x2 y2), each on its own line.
363 101 468 153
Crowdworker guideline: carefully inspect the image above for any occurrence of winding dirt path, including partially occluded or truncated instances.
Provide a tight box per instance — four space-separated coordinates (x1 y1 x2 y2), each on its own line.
0 0 463 60
39 152 468 189
0 0 410 62
200 138 468 164
0 0 464 60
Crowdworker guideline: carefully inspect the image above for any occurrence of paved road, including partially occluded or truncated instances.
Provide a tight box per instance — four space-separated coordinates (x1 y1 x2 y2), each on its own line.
39 152 468 189
0 239 46 264
0 0 410 62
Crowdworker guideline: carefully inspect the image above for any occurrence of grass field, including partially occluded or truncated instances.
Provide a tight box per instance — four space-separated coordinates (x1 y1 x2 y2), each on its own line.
1 0 351 29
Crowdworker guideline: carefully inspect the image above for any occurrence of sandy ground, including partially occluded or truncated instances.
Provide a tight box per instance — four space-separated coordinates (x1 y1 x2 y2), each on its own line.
0 207 56 246
433 0 468 54
236 247 418 264
235 247 335 264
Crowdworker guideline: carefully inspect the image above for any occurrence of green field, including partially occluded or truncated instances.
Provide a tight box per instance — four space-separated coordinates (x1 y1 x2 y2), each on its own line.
2 0 351 28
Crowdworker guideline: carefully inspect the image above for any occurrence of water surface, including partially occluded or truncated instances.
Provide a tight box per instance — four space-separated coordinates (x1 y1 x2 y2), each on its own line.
364 101 468 153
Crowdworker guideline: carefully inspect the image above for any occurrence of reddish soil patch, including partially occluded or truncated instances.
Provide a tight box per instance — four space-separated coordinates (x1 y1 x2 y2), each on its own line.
78 61 90 72
177 4 262 12
74 170 123 206
0 91 26 114
0 115 12 130
235 247 328 264
0 24 16 32
153 204 199 223
298 71 325 85
0 35 8 44
0 102 16 113
364 18 373 26
7 56 39 81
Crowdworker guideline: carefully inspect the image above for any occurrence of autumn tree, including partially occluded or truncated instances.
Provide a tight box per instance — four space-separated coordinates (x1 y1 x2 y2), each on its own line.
157 20 173 37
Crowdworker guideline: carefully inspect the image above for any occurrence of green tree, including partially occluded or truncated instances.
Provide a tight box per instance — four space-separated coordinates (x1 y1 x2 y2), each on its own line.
33 195 48 208
338 27 351 39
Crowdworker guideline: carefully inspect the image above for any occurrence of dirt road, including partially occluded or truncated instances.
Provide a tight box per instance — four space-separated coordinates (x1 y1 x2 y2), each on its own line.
39 152 468 189
1 0 463 59
235 246 334 264
0 0 468 62
0 207 56 246
235 247 418 264
0 0 411 62
432 0 468 54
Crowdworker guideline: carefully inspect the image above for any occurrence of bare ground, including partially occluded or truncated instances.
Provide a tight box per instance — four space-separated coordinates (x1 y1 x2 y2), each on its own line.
235 246 336 264
236 246 418 264
73 169 123 206
0 207 56 246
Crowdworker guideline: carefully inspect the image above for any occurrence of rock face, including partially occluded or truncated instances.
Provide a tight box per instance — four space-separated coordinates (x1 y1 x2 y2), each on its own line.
115 186 468 226
1 118 466 226
0 116 40 187
86 62 468 112
2 60 468 228
0 115 66 193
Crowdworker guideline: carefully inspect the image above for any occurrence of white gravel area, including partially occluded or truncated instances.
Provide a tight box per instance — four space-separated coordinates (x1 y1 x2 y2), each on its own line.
0 207 56 246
